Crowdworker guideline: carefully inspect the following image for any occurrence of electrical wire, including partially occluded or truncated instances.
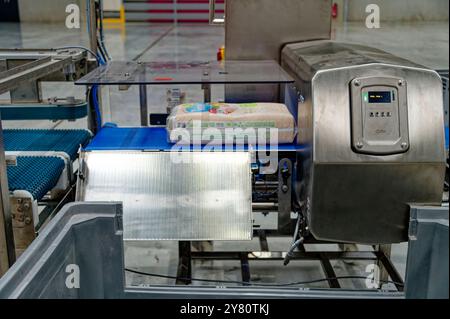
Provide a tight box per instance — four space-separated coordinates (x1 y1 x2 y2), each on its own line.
283 237 304 266
97 0 112 61
124 268 404 287
97 41 108 63
91 85 102 130
284 203 305 266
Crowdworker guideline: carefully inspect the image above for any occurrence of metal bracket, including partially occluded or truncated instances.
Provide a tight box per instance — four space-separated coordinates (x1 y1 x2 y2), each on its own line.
278 158 292 233
10 197 36 258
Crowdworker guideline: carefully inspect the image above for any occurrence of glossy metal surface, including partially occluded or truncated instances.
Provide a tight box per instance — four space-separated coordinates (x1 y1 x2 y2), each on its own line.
0 48 91 99
0 57 69 95
225 0 331 61
281 40 446 244
77 151 253 241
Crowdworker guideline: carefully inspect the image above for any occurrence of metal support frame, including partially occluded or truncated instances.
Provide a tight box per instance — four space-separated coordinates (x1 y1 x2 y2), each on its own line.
374 248 404 291
258 230 269 251
36 183 77 231
318 253 340 288
376 244 392 283
87 0 98 58
175 242 404 291
240 252 251 285
202 84 211 103
139 85 148 126
10 197 35 258
7 166 80 257
0 57 71 95
0 119 15 276
176 241 192 285
277 158 292 233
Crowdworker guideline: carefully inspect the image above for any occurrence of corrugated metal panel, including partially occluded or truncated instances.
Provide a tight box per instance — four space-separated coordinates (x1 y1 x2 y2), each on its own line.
77 151 253 241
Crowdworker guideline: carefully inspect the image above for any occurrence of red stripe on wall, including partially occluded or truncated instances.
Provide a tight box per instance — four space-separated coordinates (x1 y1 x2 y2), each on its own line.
180 9 224 13
147 19 210 23
147 9 224 13
146 0 224 3
147 9 174 13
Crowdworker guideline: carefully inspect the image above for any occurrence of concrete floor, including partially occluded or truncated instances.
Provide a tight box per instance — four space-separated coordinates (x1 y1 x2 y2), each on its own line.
0 20 448 290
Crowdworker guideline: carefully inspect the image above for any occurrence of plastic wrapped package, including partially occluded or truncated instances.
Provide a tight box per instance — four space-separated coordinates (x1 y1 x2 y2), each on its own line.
167 102 297 145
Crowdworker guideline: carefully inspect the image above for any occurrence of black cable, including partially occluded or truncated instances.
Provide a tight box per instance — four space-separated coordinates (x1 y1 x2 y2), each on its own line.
97 40 109 63
125 268 404 287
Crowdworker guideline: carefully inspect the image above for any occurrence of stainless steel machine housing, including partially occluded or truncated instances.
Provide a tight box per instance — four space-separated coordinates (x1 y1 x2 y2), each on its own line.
281 40 446 244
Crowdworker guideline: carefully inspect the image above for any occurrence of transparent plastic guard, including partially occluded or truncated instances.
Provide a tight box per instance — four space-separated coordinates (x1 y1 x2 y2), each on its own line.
75 60 294 85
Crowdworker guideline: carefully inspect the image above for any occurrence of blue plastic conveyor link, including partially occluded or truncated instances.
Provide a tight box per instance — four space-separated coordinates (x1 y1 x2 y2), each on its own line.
3 129 92 161
84 126 304 152
7 156 65 201
0 102 88 121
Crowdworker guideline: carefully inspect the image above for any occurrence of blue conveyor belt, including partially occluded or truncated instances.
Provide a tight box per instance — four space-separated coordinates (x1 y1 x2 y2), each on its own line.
85 126 303 151
85 126 449 152
445 126 449 150
7 156 65 201
3 129 91 160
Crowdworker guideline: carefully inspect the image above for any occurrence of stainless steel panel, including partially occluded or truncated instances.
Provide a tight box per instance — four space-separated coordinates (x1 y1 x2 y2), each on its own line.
77 151 253 241
225 0 332 61
281 40 446 243
309 164 445 244
282 41 421 79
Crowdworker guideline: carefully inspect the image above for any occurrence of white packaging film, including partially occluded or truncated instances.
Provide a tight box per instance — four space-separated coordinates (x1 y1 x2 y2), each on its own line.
166 102 297 145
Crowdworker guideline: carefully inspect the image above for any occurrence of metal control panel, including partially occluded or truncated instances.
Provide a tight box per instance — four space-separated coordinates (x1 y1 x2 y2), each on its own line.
350 76 409 155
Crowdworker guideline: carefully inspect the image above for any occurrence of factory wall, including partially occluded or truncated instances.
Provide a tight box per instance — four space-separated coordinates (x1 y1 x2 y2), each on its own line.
13 0 450 23
17 0 87 23
337 0 449 22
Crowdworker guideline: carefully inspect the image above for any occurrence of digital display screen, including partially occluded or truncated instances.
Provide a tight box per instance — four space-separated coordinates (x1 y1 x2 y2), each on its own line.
368 91 391 103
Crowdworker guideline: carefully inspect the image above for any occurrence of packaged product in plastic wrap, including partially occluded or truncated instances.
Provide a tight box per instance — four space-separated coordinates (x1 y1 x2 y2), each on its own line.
167 102 296 144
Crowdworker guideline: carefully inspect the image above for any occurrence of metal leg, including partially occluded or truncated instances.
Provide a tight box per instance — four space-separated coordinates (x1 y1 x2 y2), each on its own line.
339 243 358 264
139 85 148 126
375 246 404 292
240 252 251 285
202 84 211 103
87 0 98 56
376 244 391 283
258 230 269 251
298 241 306 252
319 253 341 288
278 158 292 233
176 241 192 285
